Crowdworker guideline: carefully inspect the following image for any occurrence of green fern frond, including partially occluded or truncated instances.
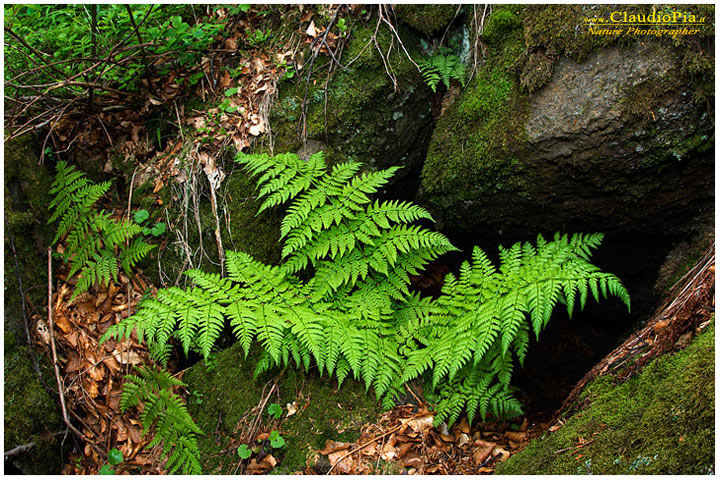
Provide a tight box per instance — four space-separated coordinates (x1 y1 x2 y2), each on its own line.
418 50 467 92
107 150 630 431
121 367 203 475
49 162 153 301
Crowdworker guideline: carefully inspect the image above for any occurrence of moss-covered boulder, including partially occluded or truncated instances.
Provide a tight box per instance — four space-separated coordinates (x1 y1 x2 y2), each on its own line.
497 321 715 474
4 134 64 473
394 4 459 37
419 5 714 303
270 21 433 195
4 335 63 474
183 343 383 474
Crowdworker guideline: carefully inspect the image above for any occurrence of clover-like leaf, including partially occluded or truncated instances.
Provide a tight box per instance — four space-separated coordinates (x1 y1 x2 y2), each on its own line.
99 464 115 475
151 222 166 237
237 444 252 459
270 436 286 449
267 403 282 419
134 209 149 224
107 447 124 465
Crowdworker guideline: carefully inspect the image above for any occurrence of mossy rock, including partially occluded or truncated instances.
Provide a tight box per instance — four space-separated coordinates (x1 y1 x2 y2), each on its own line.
394 4 459 36
497 320 715 474
183 343 383 474
269 21 433 194
4 134 64 473
4 335 63 474
421 5 529 201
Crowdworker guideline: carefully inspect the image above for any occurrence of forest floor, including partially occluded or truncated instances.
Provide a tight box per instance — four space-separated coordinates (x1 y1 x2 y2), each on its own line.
7 4 715 475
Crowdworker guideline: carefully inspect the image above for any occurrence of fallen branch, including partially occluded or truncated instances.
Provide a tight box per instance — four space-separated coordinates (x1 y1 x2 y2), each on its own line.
4 430 69 459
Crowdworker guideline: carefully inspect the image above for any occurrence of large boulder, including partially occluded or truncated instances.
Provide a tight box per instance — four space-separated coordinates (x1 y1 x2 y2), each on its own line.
419 5 714 306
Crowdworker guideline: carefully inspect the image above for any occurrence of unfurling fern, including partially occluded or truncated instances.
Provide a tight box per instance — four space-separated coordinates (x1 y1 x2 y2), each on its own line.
418 48 467 92
48 161 154 301
104 150 630 427
121 367 203 474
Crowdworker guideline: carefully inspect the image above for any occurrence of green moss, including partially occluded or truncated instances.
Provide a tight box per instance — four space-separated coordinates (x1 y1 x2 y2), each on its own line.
183 343 383 474
421 20 528 198
394 4 459 36
4 335 63 474
497 321 715 475
221 168 283 264
270 23 430 169
482 5 523 44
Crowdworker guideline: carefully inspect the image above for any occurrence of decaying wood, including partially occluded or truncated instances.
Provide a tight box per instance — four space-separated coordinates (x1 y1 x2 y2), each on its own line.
559 237 715 415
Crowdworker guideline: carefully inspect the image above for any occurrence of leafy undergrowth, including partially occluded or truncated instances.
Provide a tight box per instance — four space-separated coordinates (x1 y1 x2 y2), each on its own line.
496 319 715 475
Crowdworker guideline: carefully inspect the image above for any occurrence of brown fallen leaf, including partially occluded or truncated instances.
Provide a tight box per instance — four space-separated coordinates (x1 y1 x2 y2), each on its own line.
55 313 73 333
457 417 471 434
402 453 423 469
66 351 82 372
492 446 511 462
472 442 496 465
319 440 352 455
505 431 526 443
359 442 377 456
397 441 414 458
327 450 352 473
405 414 434 432
440 432 454 442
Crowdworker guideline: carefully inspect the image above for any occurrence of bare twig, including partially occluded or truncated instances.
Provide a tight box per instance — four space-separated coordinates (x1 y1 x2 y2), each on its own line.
4 430 69 459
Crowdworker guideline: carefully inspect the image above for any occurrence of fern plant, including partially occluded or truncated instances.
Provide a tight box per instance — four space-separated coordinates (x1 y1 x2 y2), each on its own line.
48 161 154 301
103 151 630 426
418 48 467 92
121 367 203 474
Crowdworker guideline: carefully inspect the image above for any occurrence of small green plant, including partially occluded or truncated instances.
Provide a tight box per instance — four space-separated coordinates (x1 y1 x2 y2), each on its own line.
120 367 203 474
98 464 115 475
269 430 286 449
133 208 166 237
144 222 166 237
267 403 283 419
418 48 467 92
48 161 155 301
218 98 238 114
336 17 347 34
237 444 252 459
107 448 124 465
105 150 630 427
134 209 150 224
244 28 271 47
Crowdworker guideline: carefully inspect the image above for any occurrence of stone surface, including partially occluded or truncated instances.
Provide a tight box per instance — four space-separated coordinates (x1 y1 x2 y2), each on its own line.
420 40 713 302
